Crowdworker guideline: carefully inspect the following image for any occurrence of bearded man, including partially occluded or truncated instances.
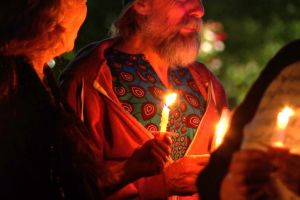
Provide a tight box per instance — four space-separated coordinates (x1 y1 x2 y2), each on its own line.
59 0 227 199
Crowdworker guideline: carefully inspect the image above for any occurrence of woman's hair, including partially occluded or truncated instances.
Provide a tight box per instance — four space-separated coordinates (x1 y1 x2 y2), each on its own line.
0 0 83 59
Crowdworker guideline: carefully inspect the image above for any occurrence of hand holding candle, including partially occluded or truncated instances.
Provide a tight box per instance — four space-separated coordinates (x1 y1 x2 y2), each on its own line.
126 134 172 179
266 106 298 200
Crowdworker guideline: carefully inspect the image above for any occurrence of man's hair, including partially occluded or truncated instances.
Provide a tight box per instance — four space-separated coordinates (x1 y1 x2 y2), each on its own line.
111 4 140 39
0 0 83 57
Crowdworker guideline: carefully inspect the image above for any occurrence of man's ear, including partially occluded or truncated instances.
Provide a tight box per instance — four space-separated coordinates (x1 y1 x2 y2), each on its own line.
132 0 152 15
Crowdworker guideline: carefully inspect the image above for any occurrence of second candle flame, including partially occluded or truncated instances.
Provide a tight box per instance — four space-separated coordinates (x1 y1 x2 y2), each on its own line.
277 106 295 130
273 106 295 147
211 109 231 152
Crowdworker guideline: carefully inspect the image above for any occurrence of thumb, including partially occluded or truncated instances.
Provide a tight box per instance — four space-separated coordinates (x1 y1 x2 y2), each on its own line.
187 154 210 165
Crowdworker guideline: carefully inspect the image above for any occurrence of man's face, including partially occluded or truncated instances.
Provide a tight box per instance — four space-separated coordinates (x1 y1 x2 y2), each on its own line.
140 0 205 67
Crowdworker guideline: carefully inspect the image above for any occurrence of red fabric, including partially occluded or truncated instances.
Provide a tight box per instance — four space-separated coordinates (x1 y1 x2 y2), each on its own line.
60 38 228 199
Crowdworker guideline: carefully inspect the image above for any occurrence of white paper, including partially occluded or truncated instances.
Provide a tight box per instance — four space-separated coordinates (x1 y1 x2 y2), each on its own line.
241 61 300 200
242 61 300 152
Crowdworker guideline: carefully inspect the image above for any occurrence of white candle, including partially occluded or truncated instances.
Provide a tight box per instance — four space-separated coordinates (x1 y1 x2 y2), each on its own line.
272 106 294 147
160 93 177 132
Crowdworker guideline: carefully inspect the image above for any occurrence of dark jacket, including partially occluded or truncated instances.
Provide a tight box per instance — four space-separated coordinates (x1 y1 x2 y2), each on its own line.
0 56 103 200
197 39 300 200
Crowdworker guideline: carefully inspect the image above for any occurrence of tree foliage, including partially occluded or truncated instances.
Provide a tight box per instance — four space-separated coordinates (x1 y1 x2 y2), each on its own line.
202 0 300 107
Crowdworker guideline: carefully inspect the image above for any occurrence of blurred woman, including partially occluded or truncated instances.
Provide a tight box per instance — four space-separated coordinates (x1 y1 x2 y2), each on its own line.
0 0 171 199
197 39 300 200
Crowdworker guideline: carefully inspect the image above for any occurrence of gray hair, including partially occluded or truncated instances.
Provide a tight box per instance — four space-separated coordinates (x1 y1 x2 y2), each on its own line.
110 3 140 39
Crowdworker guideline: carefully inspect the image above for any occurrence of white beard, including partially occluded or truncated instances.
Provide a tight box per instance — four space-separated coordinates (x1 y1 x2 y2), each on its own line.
156 32 200 68
141 15 201 67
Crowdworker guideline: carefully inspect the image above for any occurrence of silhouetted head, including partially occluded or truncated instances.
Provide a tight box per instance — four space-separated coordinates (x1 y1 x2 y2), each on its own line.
0 0 87 62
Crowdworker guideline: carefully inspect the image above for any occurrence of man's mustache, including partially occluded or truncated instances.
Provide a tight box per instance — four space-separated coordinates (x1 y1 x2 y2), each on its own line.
177 17 202 32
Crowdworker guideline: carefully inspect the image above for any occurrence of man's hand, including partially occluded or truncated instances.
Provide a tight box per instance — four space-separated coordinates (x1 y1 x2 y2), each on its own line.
164 154 210 196
220 150 273 200
275 152 300 195
125 134 172 180
97 134 171 195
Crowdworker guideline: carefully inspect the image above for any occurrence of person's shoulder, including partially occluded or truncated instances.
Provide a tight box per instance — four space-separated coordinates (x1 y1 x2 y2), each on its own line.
0 55 28 67
276 39 300 58
189 61 219 82
0 55 30 101
0 55 30 78
267 38 300 71
60 38 116 81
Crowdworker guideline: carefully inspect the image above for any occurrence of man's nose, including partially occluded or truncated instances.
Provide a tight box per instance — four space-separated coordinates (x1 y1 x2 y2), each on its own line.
188 0 205 19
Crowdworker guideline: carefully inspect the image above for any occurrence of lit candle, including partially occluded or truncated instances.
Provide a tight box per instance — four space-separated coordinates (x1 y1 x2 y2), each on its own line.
267 107 295 200
272 106 294 147
160 93 177 132
211 108 231 152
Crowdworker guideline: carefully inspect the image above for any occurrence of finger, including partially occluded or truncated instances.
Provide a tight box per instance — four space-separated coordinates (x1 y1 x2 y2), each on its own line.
150 148 167 166
230 161 273 174
268 146 290 158
151 131 178 137
230 173 270 187
152 133 172 147
231 151 273 173
162 134 172 146
185 173 199 185
153 139 171 155
238 184 268 199
248 188 268 200
152 147 170 163
226 173 269 200
187 154 210 165
177 157 208 174
244 175 270 186
232 150 270 163
148 140 170 162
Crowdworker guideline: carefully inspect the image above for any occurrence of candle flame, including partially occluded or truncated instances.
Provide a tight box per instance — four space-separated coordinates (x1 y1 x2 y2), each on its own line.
273 141 285 148
277 106 294 130
212 109 231 151
164 93 177 107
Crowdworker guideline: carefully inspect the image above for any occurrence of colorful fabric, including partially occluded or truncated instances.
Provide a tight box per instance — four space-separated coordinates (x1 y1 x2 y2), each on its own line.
105 48 207 160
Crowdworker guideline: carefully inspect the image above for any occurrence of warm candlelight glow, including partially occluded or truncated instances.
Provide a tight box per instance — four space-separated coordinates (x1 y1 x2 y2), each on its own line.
164 93 177 107
211 109 231 152
160 93 177 132
272 141 285 148
273 106 295 147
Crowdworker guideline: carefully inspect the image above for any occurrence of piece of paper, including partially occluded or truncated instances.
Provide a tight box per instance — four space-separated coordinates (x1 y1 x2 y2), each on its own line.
241 61 300 200
242 61 300 152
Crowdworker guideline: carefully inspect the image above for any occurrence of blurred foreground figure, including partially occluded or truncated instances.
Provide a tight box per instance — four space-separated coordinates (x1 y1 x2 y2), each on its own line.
0 0 171 199
197 39 300 200
60 0 227 199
